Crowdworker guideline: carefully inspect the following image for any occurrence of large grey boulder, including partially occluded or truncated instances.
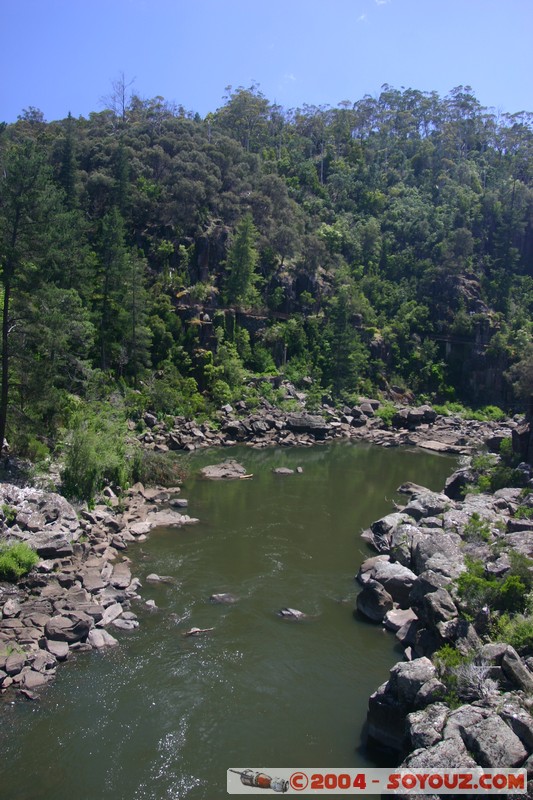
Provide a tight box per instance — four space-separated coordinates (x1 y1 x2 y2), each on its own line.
199 460 248 479
285 414 330 437
403 491 452 520
366 681 408 751
45 613 92 643
500 701 533 750
502 646 533 693
389 523 424 568
29 533 74 559
402 736 478 769
420 588 458 626
368 560 418 607
356 555 390 585
362 512 411 553
389 657 436 706
356 580 393 622
409 570 452 607
442 704 492 741
444 469 474 499
407 702 448 749
413 531 464 578
460 714 528 767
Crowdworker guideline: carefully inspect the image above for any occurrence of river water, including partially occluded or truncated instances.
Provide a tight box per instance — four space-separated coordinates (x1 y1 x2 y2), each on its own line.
0 442 456 800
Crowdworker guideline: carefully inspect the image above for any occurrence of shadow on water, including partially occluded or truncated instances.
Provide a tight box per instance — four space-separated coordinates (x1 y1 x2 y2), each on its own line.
0 442 457 800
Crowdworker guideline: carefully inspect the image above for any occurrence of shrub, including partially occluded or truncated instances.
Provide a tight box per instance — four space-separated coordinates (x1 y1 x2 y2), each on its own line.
1 504 17 527
131 449 188 487
61 403 133 501
456 571 499 616
515 505 533 520
0 542 39 581
496 614 533 655
455 553 532 618
452 662 498 701
463 512 491 543
507 551 533 592
497 575 527 613
375 402 396 428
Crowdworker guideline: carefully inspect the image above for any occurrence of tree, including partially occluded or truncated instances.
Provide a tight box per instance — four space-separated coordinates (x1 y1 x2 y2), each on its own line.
101 71 135 123
224 214 260 305
0 138 59 450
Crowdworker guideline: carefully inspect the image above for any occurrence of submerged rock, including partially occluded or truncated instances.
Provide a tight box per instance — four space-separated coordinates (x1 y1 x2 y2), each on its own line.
277 607 307 620
209 593 238 604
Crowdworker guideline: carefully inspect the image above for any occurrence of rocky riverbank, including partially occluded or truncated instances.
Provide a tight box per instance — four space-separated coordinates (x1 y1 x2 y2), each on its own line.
358 473 533 793
0 482 197 700
135 395 524 457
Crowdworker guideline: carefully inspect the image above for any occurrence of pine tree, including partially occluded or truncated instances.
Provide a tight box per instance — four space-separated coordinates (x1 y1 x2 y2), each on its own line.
224 214 259 306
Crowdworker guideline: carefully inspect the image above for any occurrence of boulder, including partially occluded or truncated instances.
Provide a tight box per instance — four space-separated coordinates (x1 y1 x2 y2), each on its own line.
111 562 132 590
87 628 118 648
383 608 418 632
363 512 411 553
145 573 173 583
420 588 458 626
199 460 248 480
285 414 330 437
44 639 69 660
389 523 424 568
407 703 449 749
402 736 478 769
502 646 533 693
389 657 437 706
2 598 22 618
5 653 26 676
500 702 533 750
97 602 123 628
368 561 418 608
356 555 390 585
45 613 92 643
444 469 473 500
20 669 48 689
272 467 295 475
366 681 407 751
356 580 393 622
460 714 528 767
403 491 452 520
31 534 73 559
413 531 464 579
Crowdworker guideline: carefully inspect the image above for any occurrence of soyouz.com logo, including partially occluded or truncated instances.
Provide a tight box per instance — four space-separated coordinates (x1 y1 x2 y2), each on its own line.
227 767 527 794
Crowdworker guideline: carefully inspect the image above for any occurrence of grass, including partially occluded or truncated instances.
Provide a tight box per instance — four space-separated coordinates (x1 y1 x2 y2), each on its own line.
0 542 39 581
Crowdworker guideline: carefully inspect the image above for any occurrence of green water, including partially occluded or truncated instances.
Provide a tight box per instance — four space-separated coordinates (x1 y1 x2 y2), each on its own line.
0 443 456 800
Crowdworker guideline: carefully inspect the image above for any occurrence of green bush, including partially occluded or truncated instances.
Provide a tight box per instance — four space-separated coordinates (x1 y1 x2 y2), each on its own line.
463 512 491 543
375 402 396 428
515 505 533 520
1 504 17 527
61 403 133 501
497 575 527 613
496 614 533 655
0 542 39 581
131 449 188 487
456 553 532 618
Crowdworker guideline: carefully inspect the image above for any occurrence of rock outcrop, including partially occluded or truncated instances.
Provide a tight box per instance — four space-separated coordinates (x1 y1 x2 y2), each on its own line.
0 480 196 700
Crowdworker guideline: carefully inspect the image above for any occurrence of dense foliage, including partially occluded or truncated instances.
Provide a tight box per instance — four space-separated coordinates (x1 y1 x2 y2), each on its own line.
1 83 532 455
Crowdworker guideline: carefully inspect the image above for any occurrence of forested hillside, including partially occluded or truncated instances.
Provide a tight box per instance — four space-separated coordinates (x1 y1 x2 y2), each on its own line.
1 83 532 460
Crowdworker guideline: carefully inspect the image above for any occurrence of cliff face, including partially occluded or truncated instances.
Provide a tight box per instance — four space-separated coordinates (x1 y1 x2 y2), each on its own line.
359 478 533 784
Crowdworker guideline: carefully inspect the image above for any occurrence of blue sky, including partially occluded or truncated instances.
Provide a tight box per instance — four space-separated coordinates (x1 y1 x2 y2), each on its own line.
2 0 532 122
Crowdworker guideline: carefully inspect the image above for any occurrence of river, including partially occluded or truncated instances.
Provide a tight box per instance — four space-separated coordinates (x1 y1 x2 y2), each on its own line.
0 442 456 800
